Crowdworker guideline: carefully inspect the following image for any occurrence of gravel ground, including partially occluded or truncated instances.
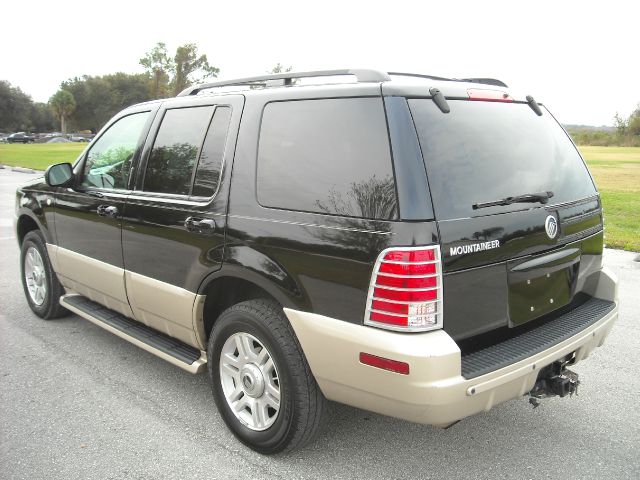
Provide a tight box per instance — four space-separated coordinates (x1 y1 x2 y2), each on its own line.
1 169 639 479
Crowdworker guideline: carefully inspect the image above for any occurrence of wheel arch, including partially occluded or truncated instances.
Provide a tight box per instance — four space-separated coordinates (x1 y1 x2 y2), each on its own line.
197 260 309 341
16 212 42 246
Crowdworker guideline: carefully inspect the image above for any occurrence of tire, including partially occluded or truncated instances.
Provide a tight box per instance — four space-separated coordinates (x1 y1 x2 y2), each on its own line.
207 299 327 454
20 230 68 319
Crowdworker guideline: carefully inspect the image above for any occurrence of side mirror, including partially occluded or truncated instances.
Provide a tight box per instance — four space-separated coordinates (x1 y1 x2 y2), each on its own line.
45 163 74 188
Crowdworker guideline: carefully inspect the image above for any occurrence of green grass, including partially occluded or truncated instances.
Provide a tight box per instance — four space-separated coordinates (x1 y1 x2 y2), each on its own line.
579 146 640 252
1 143 638 251
0 143 86 170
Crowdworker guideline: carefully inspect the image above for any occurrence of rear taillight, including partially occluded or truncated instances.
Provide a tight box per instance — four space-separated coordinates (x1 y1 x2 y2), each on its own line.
365 245 443 332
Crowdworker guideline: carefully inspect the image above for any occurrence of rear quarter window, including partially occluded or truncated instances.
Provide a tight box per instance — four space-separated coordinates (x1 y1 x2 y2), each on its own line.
257 98 398 220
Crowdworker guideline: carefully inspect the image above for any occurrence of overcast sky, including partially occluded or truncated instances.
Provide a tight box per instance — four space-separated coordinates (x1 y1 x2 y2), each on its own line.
3 0 638 126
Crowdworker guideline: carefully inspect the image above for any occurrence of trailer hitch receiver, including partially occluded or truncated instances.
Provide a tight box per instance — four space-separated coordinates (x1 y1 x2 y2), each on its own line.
528 355 580 407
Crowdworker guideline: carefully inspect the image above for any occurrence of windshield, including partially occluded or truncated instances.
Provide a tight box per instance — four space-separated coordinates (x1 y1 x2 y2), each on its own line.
409 99 597 220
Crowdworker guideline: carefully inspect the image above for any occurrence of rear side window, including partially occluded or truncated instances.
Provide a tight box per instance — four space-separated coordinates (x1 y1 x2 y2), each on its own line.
409 100 597 220
257 98 397 220
192 107 231 198
144 106 214 195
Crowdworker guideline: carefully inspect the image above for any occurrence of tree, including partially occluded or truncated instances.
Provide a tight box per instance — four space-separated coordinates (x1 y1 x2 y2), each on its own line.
0 80 33 131
61 73 151 132
172 43 219 95
139 42 171 98
613 112 628 136
30 102 55 132
49 90 76 134
140 42 220 97
628 104 640 136
269 63 293 74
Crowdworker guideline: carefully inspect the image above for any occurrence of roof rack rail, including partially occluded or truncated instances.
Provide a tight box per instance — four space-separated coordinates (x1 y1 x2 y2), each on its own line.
177 69 391 96
388 72 453 82
458 77 508 88
389 72 508 88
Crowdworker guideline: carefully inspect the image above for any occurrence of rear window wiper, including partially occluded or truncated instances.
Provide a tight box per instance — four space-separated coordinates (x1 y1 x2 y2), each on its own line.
472 191 554 210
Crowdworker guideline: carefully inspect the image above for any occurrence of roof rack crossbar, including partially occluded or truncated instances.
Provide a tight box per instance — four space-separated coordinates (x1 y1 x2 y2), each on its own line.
389 72 508 88
177 69 391 96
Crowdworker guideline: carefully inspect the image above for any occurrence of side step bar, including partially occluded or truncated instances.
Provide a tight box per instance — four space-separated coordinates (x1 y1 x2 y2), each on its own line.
60 294 207 374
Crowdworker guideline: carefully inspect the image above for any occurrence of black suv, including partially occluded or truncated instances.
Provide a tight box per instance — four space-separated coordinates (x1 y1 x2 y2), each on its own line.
15 69 618 454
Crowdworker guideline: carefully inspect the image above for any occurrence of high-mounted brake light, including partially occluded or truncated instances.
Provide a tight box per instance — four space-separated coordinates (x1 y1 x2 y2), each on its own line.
467 88 514 102
364 245 443 332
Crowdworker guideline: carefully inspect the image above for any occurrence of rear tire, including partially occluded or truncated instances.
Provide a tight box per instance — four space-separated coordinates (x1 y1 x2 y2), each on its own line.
207 299 327 454
20 230 68 319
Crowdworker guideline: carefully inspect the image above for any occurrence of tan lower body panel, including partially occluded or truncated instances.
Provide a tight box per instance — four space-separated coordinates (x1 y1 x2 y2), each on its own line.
124 271 204 349
47 244 133 318
284 268 619 427
47 244 207 351
60 294 207 374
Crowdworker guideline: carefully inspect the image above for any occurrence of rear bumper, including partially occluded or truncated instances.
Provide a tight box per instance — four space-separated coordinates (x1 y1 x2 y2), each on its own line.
284 267 618 426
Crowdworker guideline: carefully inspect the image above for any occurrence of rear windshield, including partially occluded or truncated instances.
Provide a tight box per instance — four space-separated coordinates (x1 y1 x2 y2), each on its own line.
409 99 597 220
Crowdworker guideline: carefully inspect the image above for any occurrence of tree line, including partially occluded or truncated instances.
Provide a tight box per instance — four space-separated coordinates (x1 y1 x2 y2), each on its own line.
1 42 291 134
567 105 640 147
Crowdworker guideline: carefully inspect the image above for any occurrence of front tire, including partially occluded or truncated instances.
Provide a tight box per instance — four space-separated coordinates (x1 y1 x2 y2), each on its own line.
20 230 68 319
208 299 327 454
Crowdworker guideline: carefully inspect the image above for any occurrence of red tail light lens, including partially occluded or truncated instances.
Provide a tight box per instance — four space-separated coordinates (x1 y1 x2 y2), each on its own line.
379 262 436 275
467 88 514 102
375 275 437 289
365 245 443 332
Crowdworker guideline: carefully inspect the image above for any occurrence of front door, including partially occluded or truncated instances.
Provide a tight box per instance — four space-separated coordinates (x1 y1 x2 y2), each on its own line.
53 108 155 317
122 95 243 347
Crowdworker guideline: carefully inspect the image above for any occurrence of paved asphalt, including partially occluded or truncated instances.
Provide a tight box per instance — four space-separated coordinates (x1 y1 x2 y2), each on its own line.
1 167 639 480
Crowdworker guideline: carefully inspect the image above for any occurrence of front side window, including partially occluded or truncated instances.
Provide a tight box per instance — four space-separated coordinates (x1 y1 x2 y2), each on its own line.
143 106 215 195
257 98 397 220
81 111 150 190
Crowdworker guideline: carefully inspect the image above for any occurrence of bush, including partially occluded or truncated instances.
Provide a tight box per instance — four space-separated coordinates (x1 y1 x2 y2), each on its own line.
567 129 640 147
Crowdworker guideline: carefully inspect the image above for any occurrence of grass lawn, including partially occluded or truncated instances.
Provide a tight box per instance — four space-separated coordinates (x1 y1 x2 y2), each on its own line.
1 143 638 251
0 143 86 170
579 146 640 252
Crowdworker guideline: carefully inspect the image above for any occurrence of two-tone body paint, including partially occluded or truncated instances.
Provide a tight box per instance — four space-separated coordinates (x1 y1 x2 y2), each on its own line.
14 80 606 348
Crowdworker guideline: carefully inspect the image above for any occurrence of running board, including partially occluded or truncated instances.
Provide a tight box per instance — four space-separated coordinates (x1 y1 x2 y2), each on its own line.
60 294 207 374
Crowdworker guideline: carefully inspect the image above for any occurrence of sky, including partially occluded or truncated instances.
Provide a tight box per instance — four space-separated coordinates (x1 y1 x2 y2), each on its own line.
2 0 638 126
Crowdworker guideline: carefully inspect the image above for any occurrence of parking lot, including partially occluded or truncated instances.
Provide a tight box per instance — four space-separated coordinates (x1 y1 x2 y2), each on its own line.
1 167 639 480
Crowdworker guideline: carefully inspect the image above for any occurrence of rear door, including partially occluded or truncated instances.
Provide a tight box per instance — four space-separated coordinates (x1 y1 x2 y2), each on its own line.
408 98 602 339
121 95 243 347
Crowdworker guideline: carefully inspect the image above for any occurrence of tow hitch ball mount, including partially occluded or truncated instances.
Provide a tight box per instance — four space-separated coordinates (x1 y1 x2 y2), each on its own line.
528 355 580 408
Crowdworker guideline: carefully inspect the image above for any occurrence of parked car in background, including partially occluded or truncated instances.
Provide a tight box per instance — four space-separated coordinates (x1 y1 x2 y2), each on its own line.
69 135 91 142
7 132 35 144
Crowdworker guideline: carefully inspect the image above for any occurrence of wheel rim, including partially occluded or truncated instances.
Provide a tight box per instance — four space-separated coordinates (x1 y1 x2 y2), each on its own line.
219 332 281 431
24 246 47 306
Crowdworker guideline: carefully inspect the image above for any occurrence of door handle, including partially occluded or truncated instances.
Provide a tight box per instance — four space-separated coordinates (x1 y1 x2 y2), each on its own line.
97 205 119 218
185 217 216 233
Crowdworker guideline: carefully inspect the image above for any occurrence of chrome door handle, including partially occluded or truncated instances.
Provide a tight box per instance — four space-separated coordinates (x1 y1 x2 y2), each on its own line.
185 217 216 233
97 205 119 218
